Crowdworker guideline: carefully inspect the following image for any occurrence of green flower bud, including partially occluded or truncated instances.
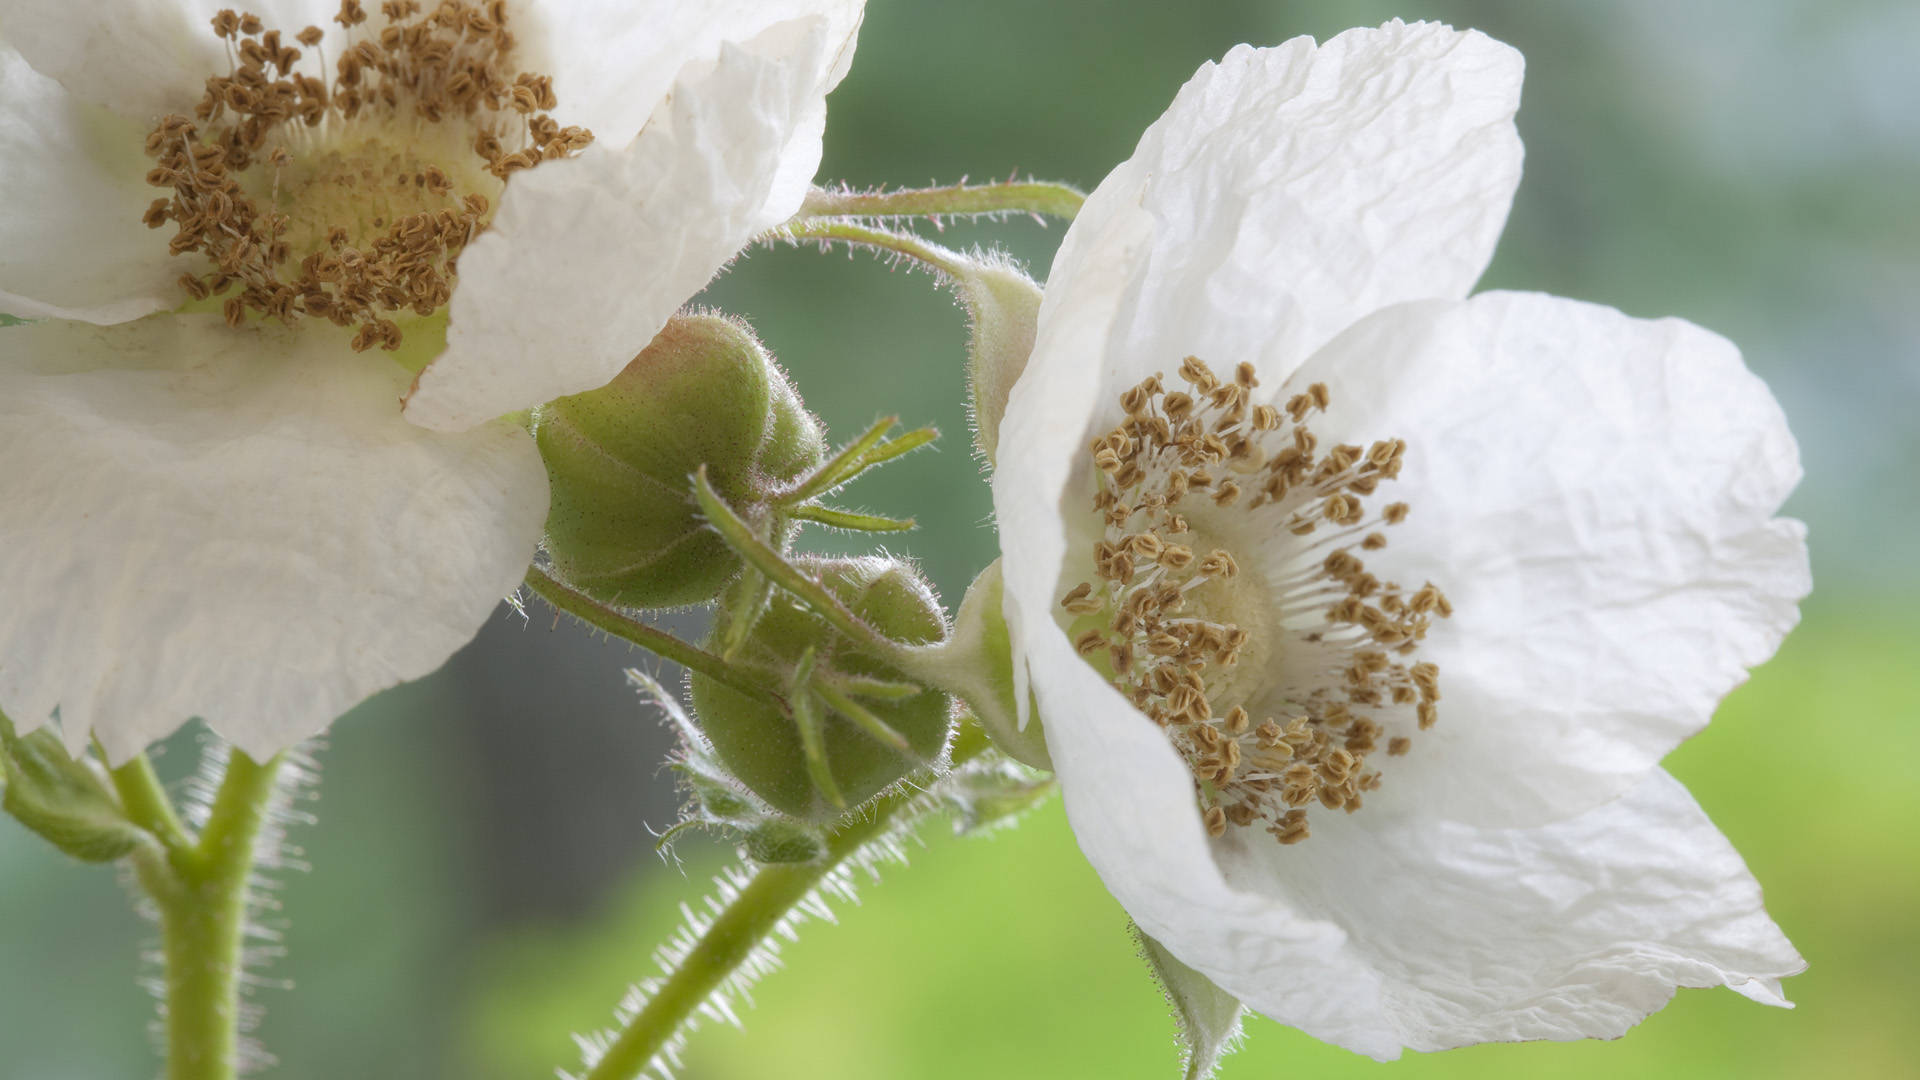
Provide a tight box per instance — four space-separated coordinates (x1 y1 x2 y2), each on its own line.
533 313 827 608
692 557 953 821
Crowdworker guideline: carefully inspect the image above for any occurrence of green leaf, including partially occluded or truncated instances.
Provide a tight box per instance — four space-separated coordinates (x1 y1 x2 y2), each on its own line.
0 712 146 863
1133 925 1246 1080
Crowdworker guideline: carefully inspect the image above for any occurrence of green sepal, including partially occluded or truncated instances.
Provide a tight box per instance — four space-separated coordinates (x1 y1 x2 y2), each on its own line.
0 713 146 863
956 256 1043 465
742 819 827 864
1133 925 1247 1080
940 757 1054 835
787 504 916 532
678 768 760 823
948 560 1050 769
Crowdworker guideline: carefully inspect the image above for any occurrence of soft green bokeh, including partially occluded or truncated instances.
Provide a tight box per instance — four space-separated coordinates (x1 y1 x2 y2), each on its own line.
3 0 1916 1077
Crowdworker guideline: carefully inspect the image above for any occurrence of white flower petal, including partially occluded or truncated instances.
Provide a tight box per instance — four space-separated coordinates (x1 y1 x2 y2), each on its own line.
1214 768 1802 1056
521 0 862 147
0 316 548 762
404 11 861 431
997 22 1525 644
994 186 1158 731
0 0 332 119
1295 292 1807 826
0 43 183 324
1034 21 1521 414
1024 614 1397 1057
1022 472 1799 1059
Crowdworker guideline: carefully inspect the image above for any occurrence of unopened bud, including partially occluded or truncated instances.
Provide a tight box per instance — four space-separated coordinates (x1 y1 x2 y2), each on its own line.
691 557 953 821
533 313 826 608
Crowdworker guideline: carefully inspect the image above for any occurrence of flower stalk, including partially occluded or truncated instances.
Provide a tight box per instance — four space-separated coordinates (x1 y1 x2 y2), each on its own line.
775 219 978 278
798 180 1084 222
107 750 193 854
130 748 284 1080
580 730 990 1080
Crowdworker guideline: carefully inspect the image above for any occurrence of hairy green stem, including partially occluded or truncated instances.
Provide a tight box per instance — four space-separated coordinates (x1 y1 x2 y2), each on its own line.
799 180 1085 221
135 748 282 1080
777 219 978 279
108 750 192 854
582 736 988 1080
524 566 778 704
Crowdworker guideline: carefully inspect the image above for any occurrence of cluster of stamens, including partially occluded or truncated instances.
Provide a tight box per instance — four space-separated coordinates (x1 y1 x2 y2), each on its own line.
1060 358 1451 846
140 1 594 349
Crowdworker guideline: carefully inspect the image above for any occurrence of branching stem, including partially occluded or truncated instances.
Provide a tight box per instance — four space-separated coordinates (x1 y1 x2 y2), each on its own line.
108 750 192 854
132 748 283 1080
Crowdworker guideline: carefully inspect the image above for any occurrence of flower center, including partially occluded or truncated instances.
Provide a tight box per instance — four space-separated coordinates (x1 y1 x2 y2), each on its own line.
139 1 593 350
1059 357 1451 847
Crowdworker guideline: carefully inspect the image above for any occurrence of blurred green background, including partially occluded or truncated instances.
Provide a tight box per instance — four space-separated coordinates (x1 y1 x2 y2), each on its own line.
3 0 1917 1077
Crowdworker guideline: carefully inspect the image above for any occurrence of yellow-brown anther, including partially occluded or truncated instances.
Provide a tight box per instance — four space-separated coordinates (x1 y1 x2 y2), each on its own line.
1060 356 1451 849
143 0 592 348
1203 806 1229 838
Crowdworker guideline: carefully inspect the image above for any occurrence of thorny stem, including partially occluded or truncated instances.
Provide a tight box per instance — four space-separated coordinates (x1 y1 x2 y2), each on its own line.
524 566 780 705
798 180 1085 222
131 748 283 1080
580 734 991 1080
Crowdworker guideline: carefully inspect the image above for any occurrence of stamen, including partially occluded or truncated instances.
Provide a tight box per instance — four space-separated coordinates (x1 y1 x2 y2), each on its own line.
1059 358 1451 848
142 2 594 349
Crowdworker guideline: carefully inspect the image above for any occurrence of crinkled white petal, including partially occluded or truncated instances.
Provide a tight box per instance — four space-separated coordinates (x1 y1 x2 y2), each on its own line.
997 21 1524 665
0 43 185 324
1033 616 1801 1058
1024 506 1800 1058
0 0 333 120
1292 292 1807 826
1037 21 1521 416
0 316 548 763
404 11 861 431
519 0 862 148
1210 767 1803 1057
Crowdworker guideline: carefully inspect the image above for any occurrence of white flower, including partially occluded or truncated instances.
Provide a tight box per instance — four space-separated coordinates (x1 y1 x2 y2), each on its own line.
992 21 1807 1059
0 0 863 762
